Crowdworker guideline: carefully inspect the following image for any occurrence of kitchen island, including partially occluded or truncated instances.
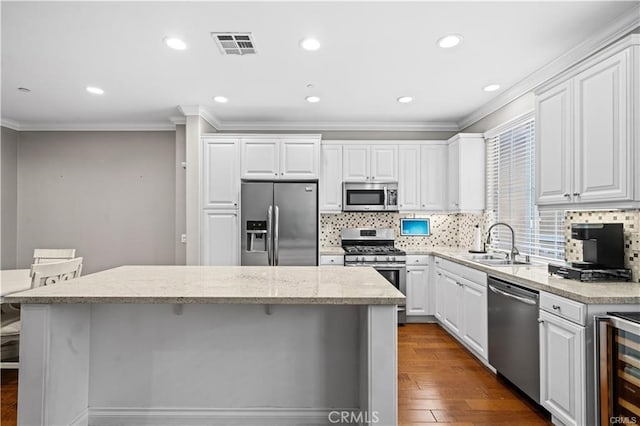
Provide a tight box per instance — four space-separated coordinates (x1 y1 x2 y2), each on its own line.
7 266 404 426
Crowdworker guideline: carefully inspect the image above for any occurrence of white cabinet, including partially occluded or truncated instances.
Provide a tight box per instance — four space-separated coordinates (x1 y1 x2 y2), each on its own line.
241 136 320 180
447 134 485 212
342 144 397 182
320 144 343 212
201 211 238 265
539 309 585 426
433 257 488 360
536 38 639 207
398 143 447 211
406 255 432 317
320 255 344 266
202 137 240 209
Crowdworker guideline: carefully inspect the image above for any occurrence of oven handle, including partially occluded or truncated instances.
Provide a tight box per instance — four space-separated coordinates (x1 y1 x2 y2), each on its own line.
345 263 406 269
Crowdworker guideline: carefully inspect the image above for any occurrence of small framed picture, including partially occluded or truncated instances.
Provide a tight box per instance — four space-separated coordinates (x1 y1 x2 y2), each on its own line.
400 218 430 236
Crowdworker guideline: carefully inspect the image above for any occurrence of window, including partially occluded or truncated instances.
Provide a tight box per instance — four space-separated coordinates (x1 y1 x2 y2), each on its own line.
485 114 564 261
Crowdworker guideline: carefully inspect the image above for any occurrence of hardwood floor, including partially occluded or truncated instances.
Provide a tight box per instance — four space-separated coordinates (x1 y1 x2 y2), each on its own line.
0 323 551 426
399 323 551 425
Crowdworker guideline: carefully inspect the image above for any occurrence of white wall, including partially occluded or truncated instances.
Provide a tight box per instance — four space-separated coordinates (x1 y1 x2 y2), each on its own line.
17 131 177 274
1 127 19 268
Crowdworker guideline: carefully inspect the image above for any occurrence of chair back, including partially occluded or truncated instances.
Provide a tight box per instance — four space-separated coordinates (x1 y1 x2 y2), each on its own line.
31 257 83 289
33 248 76 264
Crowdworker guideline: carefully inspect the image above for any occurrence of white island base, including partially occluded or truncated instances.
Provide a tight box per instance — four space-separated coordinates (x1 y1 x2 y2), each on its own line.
18 303 397 426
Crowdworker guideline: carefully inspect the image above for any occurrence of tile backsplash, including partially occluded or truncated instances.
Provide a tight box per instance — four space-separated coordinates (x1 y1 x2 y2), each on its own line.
564 209 640 282
320 212 485 250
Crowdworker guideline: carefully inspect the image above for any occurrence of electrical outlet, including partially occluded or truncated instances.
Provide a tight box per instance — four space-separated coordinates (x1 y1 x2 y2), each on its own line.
180 234 187 243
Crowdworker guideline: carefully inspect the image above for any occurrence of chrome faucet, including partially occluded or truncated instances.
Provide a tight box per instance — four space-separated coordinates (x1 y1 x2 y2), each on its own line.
486 222 520 262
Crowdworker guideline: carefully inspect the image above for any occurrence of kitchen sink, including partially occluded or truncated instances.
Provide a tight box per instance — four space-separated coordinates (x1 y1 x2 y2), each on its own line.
467 254 508 261
474 259 531 266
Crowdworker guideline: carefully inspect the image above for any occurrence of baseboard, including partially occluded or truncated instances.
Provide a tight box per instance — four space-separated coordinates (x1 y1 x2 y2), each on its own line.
405 315 438 324
89 407 361 425
70 408 89 426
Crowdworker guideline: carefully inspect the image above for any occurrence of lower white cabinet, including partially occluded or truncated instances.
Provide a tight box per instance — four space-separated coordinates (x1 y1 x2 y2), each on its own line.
539 307 585 426
433 257 488 360
406 266 429 316
201 210 239 265
320 255 344 266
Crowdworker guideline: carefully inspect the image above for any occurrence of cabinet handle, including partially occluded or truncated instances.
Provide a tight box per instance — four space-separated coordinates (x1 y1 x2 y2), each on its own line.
538 318 544 323
437 272 442 276
372 176 375 180
552 304 561 310
281 172 284 175
422 204 425 207
563 193 570 198
234 203 237 207
274 173 277 176
572 193 580 197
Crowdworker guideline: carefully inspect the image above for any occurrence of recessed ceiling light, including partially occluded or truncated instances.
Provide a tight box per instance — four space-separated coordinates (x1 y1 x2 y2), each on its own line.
306 96 320 103
483 84 501 92
306 83 315 89
213 96 228 103
17 87 31 93
300 38 321 51
86 86 104 95
397 96 413 104
437 34 463 49
164 37 187 50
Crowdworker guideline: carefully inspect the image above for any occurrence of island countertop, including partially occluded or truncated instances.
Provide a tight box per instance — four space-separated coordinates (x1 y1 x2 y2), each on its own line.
5 265 405 305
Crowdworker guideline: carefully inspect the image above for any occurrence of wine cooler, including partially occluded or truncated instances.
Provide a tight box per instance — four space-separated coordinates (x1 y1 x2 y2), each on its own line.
596 313 640 426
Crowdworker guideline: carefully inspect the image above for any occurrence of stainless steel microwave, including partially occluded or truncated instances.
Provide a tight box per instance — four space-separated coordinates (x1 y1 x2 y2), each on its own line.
342 182 399 212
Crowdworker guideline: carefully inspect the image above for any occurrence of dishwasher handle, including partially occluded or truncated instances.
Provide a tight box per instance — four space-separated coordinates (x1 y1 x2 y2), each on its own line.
489 285 537 305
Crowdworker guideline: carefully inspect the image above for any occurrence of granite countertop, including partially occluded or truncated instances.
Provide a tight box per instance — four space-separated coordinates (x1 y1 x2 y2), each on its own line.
421 247 640 304
5 265 405 305
320 246 345 255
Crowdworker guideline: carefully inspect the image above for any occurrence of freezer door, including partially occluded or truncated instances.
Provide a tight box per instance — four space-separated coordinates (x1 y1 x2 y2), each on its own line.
274 182 318 266
241 182 274 266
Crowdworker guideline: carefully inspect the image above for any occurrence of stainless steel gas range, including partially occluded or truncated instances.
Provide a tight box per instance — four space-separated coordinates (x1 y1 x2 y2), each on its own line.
341 228 407 324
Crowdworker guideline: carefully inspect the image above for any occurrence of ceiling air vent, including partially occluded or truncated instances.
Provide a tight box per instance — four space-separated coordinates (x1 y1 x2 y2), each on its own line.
211 32 256 55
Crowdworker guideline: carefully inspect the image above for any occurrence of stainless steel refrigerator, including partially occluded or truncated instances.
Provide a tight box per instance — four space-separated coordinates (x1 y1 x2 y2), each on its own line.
241 181 318 266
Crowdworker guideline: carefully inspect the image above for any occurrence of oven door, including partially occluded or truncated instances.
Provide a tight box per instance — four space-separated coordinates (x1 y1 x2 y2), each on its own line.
348 263 406 324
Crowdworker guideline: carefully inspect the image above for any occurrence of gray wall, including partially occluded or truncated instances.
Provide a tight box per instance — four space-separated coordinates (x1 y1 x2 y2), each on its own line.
461 93 535 133
1 127 19 269
17 131 176 274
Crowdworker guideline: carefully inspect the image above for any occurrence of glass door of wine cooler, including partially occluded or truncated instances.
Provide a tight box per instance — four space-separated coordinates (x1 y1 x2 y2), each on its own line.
596 314 640 426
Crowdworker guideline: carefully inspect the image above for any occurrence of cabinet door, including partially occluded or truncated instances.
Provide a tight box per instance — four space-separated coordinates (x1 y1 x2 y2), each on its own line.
421 144 447 210
320 145 343 212
539 310 585 426
280 139 319 179
442 271 461 334
370 145 398 181
342 145 370 181
398 145 421 210
461 279 487 359
535 81 573 205
447 139 460 210
406 266 429 316
573 50 630 203
434 268 445 321
202 138 239 209
241 138 279 179
202 211 238 265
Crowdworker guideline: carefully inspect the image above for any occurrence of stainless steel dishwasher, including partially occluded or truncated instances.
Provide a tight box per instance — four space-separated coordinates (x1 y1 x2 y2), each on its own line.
487 276 540 403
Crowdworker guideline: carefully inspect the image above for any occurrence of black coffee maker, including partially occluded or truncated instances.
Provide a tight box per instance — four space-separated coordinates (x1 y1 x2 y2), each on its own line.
570 223 625 269
549 223 631 281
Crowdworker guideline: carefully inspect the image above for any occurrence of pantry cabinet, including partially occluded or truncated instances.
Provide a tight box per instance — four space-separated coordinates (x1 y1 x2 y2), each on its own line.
241 136 320 180
398 143 447 211
536 35 639 207
201 210 238 265
320 144 343 212
342 144 397 182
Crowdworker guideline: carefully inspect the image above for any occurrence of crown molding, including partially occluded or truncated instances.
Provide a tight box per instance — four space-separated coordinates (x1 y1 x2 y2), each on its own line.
457 3 640 130
199 109 221 130
214 120 459 132
2 121 176 131
1 118 21 131
169 116 187 126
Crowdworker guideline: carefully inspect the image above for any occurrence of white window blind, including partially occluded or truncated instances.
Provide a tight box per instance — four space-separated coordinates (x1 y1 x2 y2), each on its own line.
486 116 565 261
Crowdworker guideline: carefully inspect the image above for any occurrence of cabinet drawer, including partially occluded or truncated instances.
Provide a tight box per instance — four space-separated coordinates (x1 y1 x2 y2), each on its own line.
407 255 430 266
320 255 344 266
540 292 586 325
434 257 486 286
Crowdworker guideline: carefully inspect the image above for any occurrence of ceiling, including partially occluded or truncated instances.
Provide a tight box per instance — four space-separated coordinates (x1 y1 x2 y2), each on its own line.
1 1 638 131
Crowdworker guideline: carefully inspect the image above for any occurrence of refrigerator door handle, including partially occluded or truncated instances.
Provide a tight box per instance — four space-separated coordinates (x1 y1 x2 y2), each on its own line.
274 205 280 266
267 205 273 266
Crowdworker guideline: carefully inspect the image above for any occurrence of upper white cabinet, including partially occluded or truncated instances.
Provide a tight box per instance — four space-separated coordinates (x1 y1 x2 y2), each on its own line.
202 137 240 209
342 144 398 182
447 134 485 212
536 36 639 207
398 143 447 211
320 144 343 212
241 135 320 180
